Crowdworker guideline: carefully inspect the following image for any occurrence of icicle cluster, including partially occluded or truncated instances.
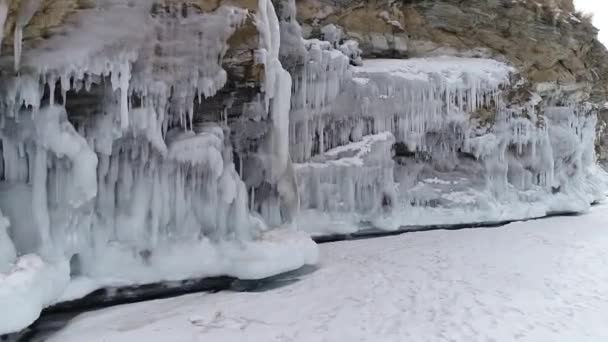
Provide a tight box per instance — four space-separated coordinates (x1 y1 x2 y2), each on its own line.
0 1 318 335
289 57 607 233
0 1 257 263
289 40 351 163
296 132 396 221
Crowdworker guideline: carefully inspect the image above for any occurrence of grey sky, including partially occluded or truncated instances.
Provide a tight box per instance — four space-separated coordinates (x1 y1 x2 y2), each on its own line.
574 0 608 45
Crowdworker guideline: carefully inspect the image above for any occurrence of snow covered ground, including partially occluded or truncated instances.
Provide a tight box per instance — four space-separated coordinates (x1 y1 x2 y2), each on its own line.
44 204 608 342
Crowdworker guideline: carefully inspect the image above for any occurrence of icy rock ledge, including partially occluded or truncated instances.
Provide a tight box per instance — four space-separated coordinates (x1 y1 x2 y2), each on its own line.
290 57 608 235
0 0 318 335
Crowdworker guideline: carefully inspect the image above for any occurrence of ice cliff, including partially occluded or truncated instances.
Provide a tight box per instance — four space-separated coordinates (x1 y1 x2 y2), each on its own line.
0 0 607 334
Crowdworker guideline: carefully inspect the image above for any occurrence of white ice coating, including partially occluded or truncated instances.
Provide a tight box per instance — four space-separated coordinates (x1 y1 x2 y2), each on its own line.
290 57 608 234
0 1 317 334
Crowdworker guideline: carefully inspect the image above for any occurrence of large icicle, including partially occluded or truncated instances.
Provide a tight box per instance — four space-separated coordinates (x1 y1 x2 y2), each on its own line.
13 0 41 71
258 0 293 178
254 0 299 225
0 0 8 54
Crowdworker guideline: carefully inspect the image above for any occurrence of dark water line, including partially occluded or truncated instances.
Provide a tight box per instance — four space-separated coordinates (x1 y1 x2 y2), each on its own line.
313 210 585 244
5 266 318 342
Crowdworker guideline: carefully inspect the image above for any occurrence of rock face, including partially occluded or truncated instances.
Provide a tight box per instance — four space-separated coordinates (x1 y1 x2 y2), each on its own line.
298 0 605 98
295 0 608 167
0 0 607 334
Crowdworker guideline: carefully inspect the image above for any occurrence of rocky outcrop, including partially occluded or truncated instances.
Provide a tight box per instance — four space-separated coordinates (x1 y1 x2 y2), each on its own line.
298 0 606 99
295 0 608 161
4 1 608 156
298 0 596 89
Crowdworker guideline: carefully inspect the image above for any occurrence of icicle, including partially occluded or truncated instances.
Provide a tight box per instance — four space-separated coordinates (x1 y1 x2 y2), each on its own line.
13 0 42 71
60 73 69 105
32 146 51 249
0 0 7 54
48 77 56 106
119 62 131 131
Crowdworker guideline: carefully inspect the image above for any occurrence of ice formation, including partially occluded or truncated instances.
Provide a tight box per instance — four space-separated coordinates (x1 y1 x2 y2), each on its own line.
0 0 607 335
0 0 317 334
0 0 7 54
289 57 607 234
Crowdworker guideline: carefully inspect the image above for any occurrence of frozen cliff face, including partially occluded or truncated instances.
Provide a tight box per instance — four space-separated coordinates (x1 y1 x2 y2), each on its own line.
0 0 607 335
295 0 608 158
285 0 608 233
0 0 318 334
288 55 607 234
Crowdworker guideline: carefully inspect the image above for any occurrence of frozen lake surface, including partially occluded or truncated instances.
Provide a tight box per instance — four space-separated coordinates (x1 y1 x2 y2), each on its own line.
45 205 608 342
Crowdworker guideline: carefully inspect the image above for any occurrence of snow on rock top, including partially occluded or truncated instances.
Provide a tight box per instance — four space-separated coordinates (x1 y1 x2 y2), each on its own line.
354 57 515 90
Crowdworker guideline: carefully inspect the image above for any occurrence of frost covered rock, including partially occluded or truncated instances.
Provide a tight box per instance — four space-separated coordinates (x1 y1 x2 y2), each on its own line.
289 56 607 233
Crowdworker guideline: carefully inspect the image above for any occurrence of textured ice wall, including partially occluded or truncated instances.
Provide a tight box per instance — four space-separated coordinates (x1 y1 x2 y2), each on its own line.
0 0 607 334
0 0 318 334
289 56 607 234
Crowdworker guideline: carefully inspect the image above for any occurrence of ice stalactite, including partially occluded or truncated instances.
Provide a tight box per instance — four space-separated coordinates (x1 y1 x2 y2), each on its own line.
290 57 607 234
254 0 299 226
0 0 605 333
295 132 396 233
34 106 99 207
13 0 42 71
258 0 291 176
0 106 98 258
0 0 8 54
291 57 508 167
289 40 351 163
